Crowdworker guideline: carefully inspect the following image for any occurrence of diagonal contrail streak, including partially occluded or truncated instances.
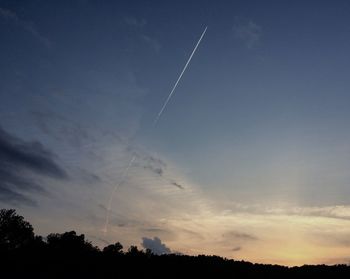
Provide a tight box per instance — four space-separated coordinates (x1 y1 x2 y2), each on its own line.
103 155 135 234
153 26 207 126
103 26 207 235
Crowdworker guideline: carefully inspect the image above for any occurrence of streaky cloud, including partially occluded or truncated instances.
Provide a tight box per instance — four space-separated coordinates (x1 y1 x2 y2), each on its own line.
0 125 67 204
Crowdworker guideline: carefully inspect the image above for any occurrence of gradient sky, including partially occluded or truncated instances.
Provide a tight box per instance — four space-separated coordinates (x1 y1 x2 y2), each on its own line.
2 0 350 266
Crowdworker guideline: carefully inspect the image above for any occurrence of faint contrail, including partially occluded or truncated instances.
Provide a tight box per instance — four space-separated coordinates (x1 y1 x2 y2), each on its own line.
153 26 207 126
103 156 135 234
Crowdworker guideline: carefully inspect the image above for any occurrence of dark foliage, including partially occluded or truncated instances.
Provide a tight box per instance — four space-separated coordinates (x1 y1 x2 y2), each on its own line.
1 208 350 278
0 208 34 251
103 242 123 255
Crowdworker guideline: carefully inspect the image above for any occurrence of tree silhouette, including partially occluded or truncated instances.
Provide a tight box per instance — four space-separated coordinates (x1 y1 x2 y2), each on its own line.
0 208 34 251
1 207 350 278
127 245 144 257
103 242 123 255
46 231 98 254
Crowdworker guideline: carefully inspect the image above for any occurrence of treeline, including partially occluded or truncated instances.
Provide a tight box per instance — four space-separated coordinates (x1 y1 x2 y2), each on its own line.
1 208 350 278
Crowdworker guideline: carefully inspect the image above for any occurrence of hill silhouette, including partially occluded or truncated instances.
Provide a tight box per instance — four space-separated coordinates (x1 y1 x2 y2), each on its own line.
1 208 350 278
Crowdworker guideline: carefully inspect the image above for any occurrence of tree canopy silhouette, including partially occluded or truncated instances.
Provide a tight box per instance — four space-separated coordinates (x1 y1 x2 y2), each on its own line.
1 208 350 278
103 242 123 255
47 231 98 254
0 208 34 251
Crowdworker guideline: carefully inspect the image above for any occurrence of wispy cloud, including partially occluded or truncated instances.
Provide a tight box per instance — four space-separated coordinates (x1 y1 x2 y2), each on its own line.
131 151 185 190
0 125 67 204
0 7 51 47
171 181 184 190
124 16 147 28
232 203 350 220
232 246 241 252
223 231 258 241
31 110 92 148
233 17 262 49
123 15 161 52
312 232 350 248
266 205 350 220
143 164 164 176
141 35 162 52
224 202 350 221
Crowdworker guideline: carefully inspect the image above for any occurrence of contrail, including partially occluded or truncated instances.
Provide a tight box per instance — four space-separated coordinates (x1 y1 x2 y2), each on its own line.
103 155 135 234
153 26 207 126
103 26 208 234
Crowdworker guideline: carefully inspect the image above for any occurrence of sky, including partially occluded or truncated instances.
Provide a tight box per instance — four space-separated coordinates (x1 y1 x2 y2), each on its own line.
1 0 350 266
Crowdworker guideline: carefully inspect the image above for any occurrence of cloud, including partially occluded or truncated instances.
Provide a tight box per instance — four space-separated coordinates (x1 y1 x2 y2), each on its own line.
143 227 169 234
311 232 350 248
136 153 166 176
123 16 160 52
0 7 51 47
31 110 92 148
124 16 147 28
75 168 101 185
0 127 67 178
223 231 258 241
138 155 186 190
224 202 350 221
0 183 36 206
283 205 350 221
141 35 162 52
171 182 184 190
141 236 171 255
0 125 67 204
145 155 167 168
232 17 262 49
144 165 163 176
232 246 241 252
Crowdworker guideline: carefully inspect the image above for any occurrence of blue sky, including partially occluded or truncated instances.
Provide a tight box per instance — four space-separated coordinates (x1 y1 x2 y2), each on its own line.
2 0 350 265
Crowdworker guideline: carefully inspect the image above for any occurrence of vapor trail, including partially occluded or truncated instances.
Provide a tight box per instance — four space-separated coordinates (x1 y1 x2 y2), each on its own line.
153 26 207 126
103 26 208 234
103 156 135 234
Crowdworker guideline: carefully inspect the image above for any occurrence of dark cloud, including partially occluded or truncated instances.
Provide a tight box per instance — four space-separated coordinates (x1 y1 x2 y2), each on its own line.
127 150 185 191
117 223 126 227
171 181 184 190
232 246 241 252
140 155 166 176
0 184 36 206
223 231 258 241
0 125 67 204
0 129 67 178
141 236 171 255
98 203 107 211
144 165 163 176
126 146 168 172
146 155 166 168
